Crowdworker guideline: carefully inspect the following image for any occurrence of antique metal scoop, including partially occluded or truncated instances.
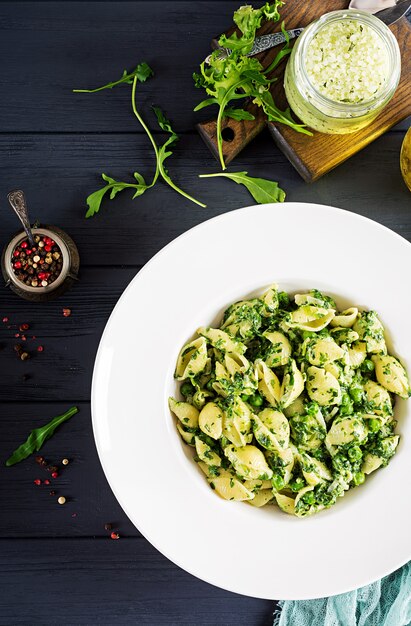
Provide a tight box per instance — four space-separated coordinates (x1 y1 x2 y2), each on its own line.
7 189 35 249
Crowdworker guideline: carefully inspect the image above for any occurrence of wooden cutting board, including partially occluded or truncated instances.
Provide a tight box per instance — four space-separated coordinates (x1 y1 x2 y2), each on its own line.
196 0 411 182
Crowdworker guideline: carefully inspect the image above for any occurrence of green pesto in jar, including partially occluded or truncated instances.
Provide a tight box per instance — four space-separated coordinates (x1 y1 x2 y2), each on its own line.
284 10 401 134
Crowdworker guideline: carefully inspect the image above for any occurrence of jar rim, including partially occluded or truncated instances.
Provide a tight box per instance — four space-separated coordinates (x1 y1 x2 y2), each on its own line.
295 9 401 114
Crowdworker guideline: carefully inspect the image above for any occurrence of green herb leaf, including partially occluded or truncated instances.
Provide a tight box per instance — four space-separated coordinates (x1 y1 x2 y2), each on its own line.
85 172 150 218
199 171 286 204
152 105 207 207
73 62 154 93
193 1 311 168
224 107 255 121
5 406 79 467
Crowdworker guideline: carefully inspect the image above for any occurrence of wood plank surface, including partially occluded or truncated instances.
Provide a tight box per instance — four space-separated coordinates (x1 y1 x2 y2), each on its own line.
0 539 274 625
0 131 410 267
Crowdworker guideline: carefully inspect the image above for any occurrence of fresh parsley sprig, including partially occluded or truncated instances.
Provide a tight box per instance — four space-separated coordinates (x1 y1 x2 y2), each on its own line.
75 65 206 217
193 2 312 170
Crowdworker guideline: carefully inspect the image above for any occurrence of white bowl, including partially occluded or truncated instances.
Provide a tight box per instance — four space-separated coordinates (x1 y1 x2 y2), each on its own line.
91 202 411 600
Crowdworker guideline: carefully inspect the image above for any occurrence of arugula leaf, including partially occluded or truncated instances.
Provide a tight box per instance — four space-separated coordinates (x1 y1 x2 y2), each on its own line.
193 2 311 169
77 69 206 216
224 107 255 121
73 62 153 93
199 171 285 204
6 406 78 467
152 106 206 207
85 172 150 218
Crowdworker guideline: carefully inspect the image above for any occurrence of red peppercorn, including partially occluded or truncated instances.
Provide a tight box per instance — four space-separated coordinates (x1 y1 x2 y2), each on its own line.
34 479 41 486
14 333 20 338
37 345 44 352
110 532 120 540
26 249 32 255
2 317 8 323
44 479 50 485
14 261 22 269
62 308 71 317
21 335 26 341
13 250 20 257
19 323 29 331
51 471 58 479
44 245 52 252
21 241 28 249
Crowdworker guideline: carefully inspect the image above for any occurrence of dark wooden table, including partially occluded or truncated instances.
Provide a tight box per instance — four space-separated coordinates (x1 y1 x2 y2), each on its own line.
0 2 409 624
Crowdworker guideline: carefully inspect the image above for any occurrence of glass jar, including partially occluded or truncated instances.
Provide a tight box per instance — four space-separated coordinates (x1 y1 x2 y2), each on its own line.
284 10 401 134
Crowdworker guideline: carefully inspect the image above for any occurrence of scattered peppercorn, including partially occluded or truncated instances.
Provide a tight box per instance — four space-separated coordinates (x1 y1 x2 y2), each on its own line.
20 351 30 361
47 465 58 473
104 523 112 531
19 323 29 332
44 479 50 485
72 513 77 518
51 471 59 479
37 345 44 353
34 479 41 486
62 458 69 465
62 308 71 317
58 496 66 505
35 455 45 465
2 317 9 323
49 490 55 496
110 532 120 540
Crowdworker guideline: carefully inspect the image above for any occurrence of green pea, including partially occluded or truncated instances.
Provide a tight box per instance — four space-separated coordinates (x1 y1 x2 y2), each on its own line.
303 490 315 505
241 394 250 402
249 394 263 408
290 478 305 492
181 382 195 397
349 387 364 404
272 474 285 491
353 471 365 486
362 359 375 373
348 446 362 461
368 418 381 433
340 393 354 415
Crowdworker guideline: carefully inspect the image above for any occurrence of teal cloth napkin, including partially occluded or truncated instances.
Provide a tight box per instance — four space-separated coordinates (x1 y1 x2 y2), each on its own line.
273 561 411 626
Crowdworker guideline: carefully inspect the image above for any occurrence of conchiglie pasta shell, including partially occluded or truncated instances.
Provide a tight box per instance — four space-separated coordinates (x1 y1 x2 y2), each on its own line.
306 366 342 406
197 326 246 355
373 354 410 399
306 337 346 367
255 360 281 406
176 422 196 445
210 476 255 501
248 489 274 507
330 307 358 328
263 331 291 367
168 397 199 428
274 493 296 515
199 402 223 439
362 453 383 475
286 305 335 331
243 478 273 491
175 337 208 380
363 380 392 416
195 437 221 466
224 444 273 480
280 360 305 408
326 416 367 446
347 341 367 368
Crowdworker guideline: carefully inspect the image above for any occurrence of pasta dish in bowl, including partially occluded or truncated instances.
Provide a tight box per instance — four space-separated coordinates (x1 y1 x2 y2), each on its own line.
91 202 411 600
